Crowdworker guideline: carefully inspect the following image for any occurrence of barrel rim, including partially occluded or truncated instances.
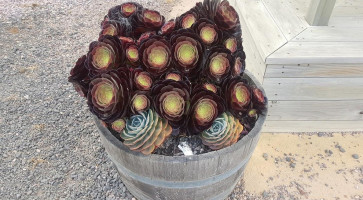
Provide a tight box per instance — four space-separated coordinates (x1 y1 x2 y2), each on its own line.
95 70 267 162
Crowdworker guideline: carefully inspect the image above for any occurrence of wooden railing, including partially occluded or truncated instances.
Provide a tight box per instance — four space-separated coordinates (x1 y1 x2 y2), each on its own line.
306 0 336 26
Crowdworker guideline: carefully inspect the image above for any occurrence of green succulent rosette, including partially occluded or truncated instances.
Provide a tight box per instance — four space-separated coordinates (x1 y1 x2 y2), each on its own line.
120 109 172 155
201 112 244 150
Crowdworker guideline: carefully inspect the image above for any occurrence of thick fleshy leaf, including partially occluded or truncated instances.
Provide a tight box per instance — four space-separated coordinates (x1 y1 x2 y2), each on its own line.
68 55 90 97
203 46 233 84
133 69 153 91
214 0 240 31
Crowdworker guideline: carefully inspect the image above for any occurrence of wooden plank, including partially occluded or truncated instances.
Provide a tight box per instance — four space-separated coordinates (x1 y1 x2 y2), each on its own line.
285 0 310 19
262 120 363 132
266 42 363 64
329 16 363 27
232 0 287 59
263 77 363 100
267 100 363 120
336 0 363 7
306 0 336 26
262 0 307 40
292 27 363 42
230 0 267 83
264 64 363 78
332 6 363 17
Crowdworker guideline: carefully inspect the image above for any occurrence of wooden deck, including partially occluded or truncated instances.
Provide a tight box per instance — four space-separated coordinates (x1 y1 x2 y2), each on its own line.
230 0 363 132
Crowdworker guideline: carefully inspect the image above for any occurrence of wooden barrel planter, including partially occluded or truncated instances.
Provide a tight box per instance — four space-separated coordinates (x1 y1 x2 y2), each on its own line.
95 71 267 200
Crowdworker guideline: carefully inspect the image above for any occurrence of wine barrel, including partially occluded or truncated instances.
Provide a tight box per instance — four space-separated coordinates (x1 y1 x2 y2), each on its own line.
95 71 267 200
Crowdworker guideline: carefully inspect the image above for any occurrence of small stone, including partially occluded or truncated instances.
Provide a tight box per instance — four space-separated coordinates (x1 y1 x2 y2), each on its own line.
352 154 359 159
290 163 296 168
339 147 345 153
318 132 323 137
285 157 291 162
359 179 363 184
263 153 268 160
262 191 269 198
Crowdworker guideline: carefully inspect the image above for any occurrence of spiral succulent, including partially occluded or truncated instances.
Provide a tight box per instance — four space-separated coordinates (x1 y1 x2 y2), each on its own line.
139 35 172 76
131 8 165 37
87 69 131 123
120 109 172 155
201 112 244 150
130 91 151 114
203 46 233 84
151 79 191 128
192 18 221 46
86 35 125 77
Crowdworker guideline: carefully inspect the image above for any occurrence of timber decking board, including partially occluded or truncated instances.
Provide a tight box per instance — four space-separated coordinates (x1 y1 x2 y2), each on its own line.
261 0 308 40
264 64 363 78
292 27 363 42
262 120 363 132
267 100 363 120
232 0 287 59
263 77 363 101
328 16 363 27
266 42 363 64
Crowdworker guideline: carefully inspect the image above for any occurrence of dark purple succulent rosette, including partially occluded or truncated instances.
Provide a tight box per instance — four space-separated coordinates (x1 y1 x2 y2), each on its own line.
87 68 132 123
232 50 246 76
151 79 191 129
221 76 252 119
187 87 225 135
99 20 132 39
191 18 222 47
221 31 243 55
176 9 199 30
86 35 125 77
170 29 205 80
159 19 176 38
132 68 153 91
122 41 139 67
214 0 240 32
105 2 142 22
203 46 233 85
162 70 191 83
129 90 151 114
68 55 90 97
130 8 165 38
137 31 156 46
139 35 172 77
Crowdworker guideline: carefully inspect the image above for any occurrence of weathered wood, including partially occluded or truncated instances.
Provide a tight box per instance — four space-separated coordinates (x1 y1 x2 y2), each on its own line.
285 0 310 19
264 64 363 78
266 42 363 64
292 27 363 42
262 120 363 132
232 0 287 59
328 16 363 27
333 6 363 17
95 71 267 200
336 0 363 7
306 0 336 26
267 100 363 120
263 77 363 100
262 0 308 40
230 0 266 83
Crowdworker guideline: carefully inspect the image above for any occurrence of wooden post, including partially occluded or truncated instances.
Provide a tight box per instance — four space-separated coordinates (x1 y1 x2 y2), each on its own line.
306 0 336 26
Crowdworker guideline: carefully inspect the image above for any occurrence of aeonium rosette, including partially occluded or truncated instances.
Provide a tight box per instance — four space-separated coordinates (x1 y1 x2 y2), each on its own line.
232 50 246 76
120 109 172 155
99 20 131 39
104 2 142 24
222 76 251 119
159 19 176 38
170 30 205 79
68 55 90 97
139 35 172 77
130 8 165 37
132 68 153 91
87 68 131 123
151 79 191 129
201 112 244 150
203 46 233 84
86 35 125 77
192 18 222 47
214 0 240 31
130 90 151 114
187 87 225 135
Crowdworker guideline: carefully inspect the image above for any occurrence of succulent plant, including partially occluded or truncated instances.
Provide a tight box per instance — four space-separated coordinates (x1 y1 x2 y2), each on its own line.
151 79 191 128
214 0 240 31
87 69 131 123
69 0 266 155
192 18 221 46
187 87 225 135
130 91 151 114
170 30 205 79
86 35 125 77
222 76 251 119
120 109 172 155
131 8 165 37
68 55 90 97
203 46 233 84
139 35 172 77
132 68 153 91
201 112 244 150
